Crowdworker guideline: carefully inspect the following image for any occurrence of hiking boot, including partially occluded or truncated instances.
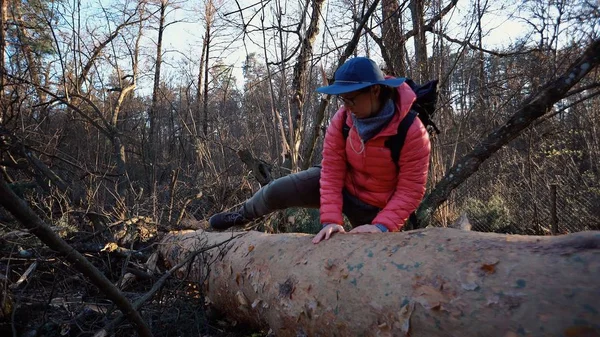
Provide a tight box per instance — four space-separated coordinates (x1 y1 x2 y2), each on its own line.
209 210 250 230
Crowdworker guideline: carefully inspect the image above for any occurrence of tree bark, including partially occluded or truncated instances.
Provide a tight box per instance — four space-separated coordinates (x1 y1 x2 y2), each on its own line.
160 228 599 337
148 0 167 193
292 0 324 170
13 1 47 104
259 3 289 167
409 0 428 82
196 28 206 137
416 38 600 227
381 0 405 77
0 0 6 100
110 6 143 198
202 5 211 137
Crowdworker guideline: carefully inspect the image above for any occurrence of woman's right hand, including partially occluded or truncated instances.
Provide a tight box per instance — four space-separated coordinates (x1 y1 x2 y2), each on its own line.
312 224 346 244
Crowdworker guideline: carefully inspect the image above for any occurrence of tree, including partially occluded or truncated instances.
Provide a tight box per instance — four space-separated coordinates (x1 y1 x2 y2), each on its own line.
409 0 428 81
0 0 6 119
381 0 405 76
291 0 325 170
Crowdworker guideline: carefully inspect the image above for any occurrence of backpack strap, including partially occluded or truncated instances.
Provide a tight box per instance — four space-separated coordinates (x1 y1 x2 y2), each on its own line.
385 110 418 171
342 109 417 171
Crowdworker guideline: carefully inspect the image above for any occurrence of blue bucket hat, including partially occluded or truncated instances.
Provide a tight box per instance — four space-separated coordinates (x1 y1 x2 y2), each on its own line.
316 57 405 95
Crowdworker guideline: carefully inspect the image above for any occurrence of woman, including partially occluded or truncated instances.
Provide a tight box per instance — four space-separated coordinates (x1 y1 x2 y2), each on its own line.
209 57 431 244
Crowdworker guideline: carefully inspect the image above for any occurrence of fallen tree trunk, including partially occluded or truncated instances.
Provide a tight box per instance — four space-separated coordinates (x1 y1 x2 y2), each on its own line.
160 228 600 337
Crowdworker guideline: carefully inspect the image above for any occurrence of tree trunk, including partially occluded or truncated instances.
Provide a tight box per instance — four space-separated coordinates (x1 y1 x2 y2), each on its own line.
202 19 210 137
293 0 324 170
110 6 143 199
196 35 206 137
148 0 167 192
0 0 6 119
409 0 428 82
260 5 288 166
160 228 599 336
475 0 486 108
197 0 215 138
112 134 128 198
14 1 46 104
416 38 600 227
381 0 405 77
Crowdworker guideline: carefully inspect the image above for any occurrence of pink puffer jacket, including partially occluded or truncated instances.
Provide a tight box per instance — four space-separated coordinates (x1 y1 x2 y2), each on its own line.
319 82 431 231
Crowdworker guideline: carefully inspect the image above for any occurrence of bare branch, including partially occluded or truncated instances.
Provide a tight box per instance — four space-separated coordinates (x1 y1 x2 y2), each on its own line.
428 29 541 57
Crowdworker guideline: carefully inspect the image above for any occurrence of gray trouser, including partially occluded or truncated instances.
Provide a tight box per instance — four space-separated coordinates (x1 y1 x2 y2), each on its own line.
241 166 382 227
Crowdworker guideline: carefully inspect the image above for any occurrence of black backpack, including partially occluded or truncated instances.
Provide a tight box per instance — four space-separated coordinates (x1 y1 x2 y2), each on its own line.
341 79 440 170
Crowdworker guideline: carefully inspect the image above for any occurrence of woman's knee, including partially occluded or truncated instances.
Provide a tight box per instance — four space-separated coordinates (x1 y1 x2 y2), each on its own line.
261 175 299 209
262 169 320 209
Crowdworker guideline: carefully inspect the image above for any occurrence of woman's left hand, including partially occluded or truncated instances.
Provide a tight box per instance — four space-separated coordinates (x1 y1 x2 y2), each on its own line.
349 224 382 233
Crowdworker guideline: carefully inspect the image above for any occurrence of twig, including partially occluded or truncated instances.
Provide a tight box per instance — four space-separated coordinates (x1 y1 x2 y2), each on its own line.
93 233 243 337
0 178 154 337
10 261 38 289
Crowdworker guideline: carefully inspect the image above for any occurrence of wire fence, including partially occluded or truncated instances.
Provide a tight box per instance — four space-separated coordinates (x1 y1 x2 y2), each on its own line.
431 164 600 235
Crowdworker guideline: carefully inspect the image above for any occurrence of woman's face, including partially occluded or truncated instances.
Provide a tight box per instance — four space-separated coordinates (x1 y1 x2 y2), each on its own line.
338 85 381 119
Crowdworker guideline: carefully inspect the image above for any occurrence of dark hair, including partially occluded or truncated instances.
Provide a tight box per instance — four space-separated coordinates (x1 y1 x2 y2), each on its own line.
378 85 398 105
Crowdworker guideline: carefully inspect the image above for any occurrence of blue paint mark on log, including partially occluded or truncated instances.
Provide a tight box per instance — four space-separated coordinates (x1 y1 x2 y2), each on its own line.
391 245 401 253
350 278 357 286
392 262 410 270
392 262 414 271
400 298 410 307
572 255 585 263
573 318 589 326
367 249 374 257
583 304 598 314
347 263 364 271
516 279 526 288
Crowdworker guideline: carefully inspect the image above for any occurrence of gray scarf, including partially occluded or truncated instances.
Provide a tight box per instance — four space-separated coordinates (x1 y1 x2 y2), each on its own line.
351 99 395 142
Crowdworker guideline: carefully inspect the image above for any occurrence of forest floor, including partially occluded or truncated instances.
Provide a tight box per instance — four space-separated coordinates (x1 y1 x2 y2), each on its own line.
0 218 266 337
